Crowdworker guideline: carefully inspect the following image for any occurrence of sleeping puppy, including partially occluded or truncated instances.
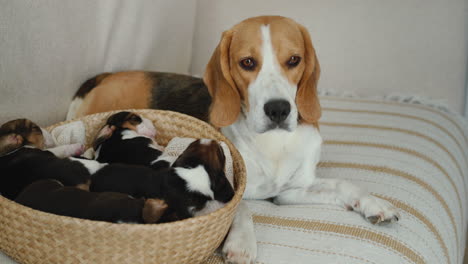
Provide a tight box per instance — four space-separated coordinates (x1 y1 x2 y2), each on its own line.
93 111 164 167
90 139 234 221
0 119 90 199
15 179 168 224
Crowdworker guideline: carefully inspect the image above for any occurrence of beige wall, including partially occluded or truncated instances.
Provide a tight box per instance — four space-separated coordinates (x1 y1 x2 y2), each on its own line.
0 0 197 126
191 0 468 113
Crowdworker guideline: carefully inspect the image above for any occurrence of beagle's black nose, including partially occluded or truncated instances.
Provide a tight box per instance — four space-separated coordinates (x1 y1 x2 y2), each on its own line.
264 99 291 124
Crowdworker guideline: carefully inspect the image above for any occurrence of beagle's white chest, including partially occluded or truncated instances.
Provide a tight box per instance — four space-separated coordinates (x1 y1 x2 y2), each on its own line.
223 124 322 199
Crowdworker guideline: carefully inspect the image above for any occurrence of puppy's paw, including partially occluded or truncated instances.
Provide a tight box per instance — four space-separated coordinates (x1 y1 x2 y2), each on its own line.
222 231 257 264
354 195 400 225
143 198 168 223
72 143 85 156
67 143 85 157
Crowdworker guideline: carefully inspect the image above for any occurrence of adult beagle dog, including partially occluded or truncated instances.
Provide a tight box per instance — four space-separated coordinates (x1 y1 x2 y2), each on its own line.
67 16 399 264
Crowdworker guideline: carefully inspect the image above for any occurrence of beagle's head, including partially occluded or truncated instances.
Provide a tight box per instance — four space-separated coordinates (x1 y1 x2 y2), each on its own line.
173 139 234 203
204 16 321 133
0 119 45 154
93 111 156 148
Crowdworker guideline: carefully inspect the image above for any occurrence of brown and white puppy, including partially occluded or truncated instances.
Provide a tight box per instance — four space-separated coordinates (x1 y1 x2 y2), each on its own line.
92 111 163 167
0 119 45 151
0 118 85 158
67 16 399 264
90 139 234 222
0 119 89 199
15 179 168 224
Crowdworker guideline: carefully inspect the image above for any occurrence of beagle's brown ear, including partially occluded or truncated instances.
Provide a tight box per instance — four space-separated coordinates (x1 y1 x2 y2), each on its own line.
93 125 115 150
296 24 321 126
203 30 241 128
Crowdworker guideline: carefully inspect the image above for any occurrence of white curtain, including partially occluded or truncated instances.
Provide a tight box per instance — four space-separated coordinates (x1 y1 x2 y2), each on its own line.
0 0 197 126
1 0 467 125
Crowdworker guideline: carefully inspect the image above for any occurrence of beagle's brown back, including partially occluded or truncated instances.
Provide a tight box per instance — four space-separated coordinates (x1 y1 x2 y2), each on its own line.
69 71 211 122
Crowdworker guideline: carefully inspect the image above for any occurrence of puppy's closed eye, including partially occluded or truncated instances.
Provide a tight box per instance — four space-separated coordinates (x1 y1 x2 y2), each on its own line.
129 115 142 123
31 126 42 133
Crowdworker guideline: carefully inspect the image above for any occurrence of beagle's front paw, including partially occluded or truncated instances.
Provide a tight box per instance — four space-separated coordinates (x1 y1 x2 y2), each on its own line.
222 229 257 264
222 240 257 264
352 195 400 225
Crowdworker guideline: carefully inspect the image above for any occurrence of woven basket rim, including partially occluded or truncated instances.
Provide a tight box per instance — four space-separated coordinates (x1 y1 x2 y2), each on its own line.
32 109 246 229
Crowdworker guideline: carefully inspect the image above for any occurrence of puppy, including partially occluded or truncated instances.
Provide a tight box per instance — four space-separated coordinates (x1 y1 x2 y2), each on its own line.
0 119 90 199
90 139 234 221
15 179 168 224
93 111 164 167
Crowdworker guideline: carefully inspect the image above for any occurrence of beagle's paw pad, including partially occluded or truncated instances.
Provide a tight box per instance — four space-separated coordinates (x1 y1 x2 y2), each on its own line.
223 249 255 264
359 195 400 225
222 237 257 264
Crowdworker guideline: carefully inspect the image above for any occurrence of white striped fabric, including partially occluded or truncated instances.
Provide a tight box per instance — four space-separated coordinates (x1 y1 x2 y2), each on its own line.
204 96 468 264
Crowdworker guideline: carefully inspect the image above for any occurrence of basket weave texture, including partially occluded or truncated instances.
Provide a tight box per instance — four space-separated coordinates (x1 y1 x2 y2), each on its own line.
0 109 246 264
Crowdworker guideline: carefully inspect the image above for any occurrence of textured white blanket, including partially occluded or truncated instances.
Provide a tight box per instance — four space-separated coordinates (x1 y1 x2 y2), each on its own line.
43 121 86 147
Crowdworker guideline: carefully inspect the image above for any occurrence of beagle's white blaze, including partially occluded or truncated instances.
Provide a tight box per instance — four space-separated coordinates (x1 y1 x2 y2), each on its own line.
200 138 212 145
244 25 298 133
175 165 214 199
121 130 140 140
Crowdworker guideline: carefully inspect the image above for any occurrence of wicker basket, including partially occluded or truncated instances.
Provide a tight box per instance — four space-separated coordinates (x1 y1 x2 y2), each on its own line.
0 109 246 264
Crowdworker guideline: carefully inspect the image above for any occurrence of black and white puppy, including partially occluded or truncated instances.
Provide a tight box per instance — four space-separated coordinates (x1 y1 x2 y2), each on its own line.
15 179 168 224
93 111 164 167
90 139 235 222
0 119 89 199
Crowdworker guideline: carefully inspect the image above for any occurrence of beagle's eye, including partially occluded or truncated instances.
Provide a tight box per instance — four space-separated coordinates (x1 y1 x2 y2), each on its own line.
129 115 141 122
239 57 256 71
286 56 301 68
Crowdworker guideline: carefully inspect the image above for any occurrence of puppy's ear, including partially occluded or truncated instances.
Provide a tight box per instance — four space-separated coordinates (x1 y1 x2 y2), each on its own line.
93 125 115 150
203 30 241 128
296 24 321 126
212 171 235 203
